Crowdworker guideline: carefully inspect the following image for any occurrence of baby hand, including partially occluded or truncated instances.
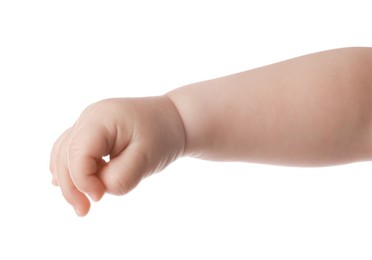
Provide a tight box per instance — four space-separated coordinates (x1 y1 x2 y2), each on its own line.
50 96 186 216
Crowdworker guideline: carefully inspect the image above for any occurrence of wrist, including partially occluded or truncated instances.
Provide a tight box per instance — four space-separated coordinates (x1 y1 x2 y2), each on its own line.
162 94 187 158
165 85 209 159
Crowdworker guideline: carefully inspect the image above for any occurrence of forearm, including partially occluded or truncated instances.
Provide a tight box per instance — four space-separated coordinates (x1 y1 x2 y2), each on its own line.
167 47 372 166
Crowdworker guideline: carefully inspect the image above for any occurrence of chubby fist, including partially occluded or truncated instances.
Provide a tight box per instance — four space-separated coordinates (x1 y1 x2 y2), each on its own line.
50 96 186 216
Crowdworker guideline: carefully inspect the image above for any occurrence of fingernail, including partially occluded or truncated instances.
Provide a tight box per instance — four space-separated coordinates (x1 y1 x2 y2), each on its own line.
74 206 84 217
88 193 99 202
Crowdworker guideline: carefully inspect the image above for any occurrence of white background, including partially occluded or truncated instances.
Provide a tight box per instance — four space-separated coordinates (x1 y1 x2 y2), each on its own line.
1 1 372 259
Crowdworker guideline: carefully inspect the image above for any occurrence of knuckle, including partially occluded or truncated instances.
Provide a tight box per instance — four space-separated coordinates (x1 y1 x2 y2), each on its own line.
115 180 132 196
67 138 83 157
112 174 136 196
84 98 120 118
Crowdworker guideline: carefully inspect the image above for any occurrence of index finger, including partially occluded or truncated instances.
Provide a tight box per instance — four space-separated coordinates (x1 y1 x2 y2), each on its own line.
67 123 112 201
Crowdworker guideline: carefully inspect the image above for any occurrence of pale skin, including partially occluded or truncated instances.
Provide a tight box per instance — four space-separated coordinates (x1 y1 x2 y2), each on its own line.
50 47 372 216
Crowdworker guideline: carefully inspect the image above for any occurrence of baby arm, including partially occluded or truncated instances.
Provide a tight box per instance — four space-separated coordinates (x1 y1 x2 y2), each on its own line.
168 47 372 166
50 47 372 216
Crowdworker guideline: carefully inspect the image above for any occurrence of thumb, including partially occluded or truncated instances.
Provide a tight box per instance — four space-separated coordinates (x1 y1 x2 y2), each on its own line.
67 124 110 201
98 142 148 196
